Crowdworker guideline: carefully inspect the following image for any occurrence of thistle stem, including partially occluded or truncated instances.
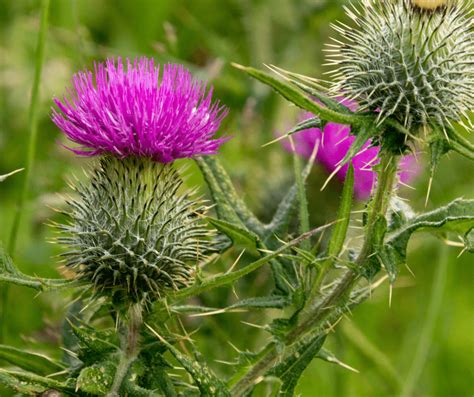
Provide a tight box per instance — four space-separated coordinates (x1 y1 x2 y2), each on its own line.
0 0 50 344
107 305 143 397
230 150 399 396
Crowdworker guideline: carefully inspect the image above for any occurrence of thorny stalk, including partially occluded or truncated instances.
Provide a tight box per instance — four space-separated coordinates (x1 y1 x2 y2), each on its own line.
230 149 400 396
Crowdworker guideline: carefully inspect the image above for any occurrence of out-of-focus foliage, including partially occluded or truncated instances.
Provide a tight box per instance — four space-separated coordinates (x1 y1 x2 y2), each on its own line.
0 0 472 396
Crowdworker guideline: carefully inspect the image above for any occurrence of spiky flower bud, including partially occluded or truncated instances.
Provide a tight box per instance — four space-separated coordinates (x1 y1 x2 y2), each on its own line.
58 156 212 306
328 0 473 132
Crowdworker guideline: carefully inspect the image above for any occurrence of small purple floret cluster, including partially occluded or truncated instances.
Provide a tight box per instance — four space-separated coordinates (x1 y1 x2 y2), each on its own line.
284 103 419 199
52 57 228 163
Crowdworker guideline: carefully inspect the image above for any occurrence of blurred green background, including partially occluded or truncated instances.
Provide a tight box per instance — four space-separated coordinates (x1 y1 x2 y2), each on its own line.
0 1 472 396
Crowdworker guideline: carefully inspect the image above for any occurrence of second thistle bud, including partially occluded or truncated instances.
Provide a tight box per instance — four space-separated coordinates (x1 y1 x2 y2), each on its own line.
58 156 213 307
328 0 474 133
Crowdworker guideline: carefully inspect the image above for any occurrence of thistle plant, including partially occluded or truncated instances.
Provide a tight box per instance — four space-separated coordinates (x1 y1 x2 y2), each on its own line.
0 1 473 396
51 58 226 312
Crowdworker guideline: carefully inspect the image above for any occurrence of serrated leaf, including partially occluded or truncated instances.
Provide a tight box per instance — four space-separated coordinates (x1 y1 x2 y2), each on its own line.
0 168 24 182
147 329 230 397
267 334 326 396
387 197 415 232
232 64 359 127
379 199 474 282
207 217 260 250
0 345 65 376
71 323 118 365
197 157 264 235
464 228 474 253
0 369 77 395
0 244 77 291
171 224 332 301
137 350 176 396
265 65 353 114
77 360 116 395
0 370 45 395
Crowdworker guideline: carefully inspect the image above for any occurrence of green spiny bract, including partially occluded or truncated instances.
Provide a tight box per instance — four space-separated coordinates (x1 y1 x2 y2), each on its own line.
327 0 474 132
57 156 213 307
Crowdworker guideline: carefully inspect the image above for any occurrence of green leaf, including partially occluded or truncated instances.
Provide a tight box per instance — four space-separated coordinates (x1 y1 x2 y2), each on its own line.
379 199 474 282
464 228 474 253
170 223 333 301
196 157 243 225
264 65 353 114
70 323 119 365
0 370 45 395
0 369 77 395
197 156 265 235
232 63 360 126
77 360 116 395
207 217 260 250
148 330 230 397
0 244 78 291
0 345 65 376
0 168 24 182
267 334 326 396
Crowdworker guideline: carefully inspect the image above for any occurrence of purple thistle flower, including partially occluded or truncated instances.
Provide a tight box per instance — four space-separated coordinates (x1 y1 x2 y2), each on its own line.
283 104 420 199
52 57 229 163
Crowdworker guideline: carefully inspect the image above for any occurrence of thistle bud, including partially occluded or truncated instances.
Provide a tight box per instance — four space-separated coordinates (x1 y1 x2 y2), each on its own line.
328 0 473 133
58 156 213 306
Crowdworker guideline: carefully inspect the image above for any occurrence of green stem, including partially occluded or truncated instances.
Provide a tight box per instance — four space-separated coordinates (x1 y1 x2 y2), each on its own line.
1 0 50 344
107 304 143 397
230 151 399 396
400 243 449 397
292 142 310 251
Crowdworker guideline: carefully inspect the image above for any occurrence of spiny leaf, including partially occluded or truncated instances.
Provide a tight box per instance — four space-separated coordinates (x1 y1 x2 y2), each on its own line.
232 63 360 126
207 217 260 250
196 157 246 226
464 228 474 253
265 65 353 114
379 199 474 282
170 223 333 301
0 345 65 376
0 244 77 291
267 334 326 397
146 325 230 397
197 156 265 235
0 369 45 395
0 369 77 396
70 323 118 365
77 360 116 395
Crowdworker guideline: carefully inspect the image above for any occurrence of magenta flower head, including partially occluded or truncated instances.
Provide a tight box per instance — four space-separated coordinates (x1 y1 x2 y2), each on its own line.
283 102 419 199
52 57 229 162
